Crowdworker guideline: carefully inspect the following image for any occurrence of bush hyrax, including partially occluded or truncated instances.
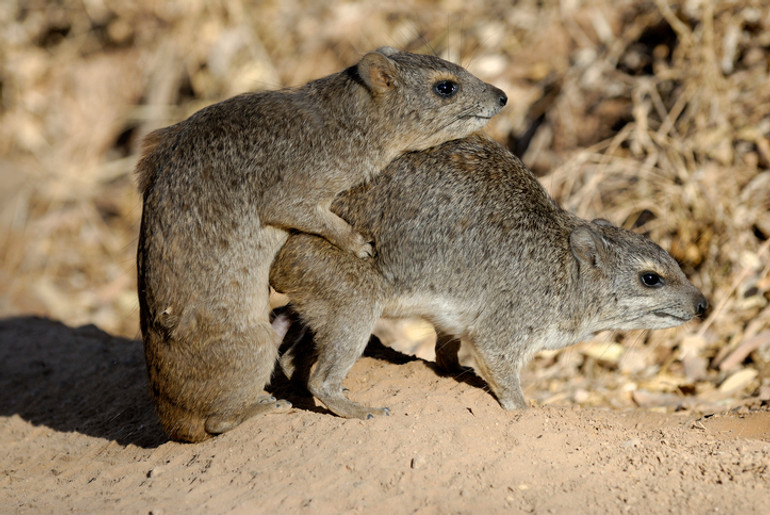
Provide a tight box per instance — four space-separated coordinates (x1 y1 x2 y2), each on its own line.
271 134 708 418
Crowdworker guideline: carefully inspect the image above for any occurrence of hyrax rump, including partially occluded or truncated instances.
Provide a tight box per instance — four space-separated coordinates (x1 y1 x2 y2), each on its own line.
136 47 507 442
270 134 708 419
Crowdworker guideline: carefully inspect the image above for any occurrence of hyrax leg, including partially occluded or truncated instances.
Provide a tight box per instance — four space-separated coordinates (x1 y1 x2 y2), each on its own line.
306 310 390 419
463 333 529 410
202 324 293 435
148 318 292 442
197 245 296 435
261 191 372 258
270 233 387 418
142 220 295 442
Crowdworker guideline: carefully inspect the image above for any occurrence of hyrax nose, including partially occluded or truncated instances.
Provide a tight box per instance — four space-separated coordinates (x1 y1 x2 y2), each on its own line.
488 85 507 108
694 295 708 318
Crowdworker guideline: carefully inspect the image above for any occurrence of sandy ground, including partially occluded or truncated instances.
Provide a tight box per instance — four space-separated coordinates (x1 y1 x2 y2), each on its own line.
1 316 768 514
1 1 769 512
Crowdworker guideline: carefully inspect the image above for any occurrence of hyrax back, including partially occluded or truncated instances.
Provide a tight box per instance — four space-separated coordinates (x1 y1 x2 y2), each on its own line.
270 134 707 418
136 48 506 442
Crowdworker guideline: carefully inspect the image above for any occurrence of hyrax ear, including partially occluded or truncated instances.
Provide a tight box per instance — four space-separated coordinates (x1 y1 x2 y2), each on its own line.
570 225 609 268
591 218 614 227
358 49 400 94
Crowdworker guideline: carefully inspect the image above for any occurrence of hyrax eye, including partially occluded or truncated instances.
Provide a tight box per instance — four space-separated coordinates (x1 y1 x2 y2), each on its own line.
433 80 459 98
639 272 664 288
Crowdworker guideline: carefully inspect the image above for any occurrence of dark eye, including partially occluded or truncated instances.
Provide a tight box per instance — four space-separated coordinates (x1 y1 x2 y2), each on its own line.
433 80 459 98
640 272 664 288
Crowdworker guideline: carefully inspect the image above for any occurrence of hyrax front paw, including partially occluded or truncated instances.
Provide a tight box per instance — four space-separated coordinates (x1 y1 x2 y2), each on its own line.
352 239 374 259
334 228 374 258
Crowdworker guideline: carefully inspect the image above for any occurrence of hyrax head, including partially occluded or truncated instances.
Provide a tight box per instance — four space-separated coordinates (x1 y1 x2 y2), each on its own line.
569 218 708 332
355 46 507 150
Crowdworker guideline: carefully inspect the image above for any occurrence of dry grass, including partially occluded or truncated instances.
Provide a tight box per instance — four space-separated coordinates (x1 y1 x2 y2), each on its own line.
1 0 767 413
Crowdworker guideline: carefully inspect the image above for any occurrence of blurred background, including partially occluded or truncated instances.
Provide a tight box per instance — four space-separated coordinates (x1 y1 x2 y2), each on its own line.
1 0 768 411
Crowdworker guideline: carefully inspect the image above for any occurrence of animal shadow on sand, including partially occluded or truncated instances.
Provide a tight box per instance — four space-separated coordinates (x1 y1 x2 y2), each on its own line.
0 315 488 446
0 316 167 447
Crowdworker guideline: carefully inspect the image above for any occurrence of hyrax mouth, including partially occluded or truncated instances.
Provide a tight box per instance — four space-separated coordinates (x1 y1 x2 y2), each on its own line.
459 115 492 121
653 311 692 322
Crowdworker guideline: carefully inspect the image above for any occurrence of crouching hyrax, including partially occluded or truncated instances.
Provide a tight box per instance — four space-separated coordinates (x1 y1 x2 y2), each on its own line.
136 48 507 442
270 134 708 418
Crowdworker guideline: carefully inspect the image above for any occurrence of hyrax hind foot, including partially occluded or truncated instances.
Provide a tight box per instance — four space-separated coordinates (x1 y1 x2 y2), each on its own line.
204 395 292 435
311 385 390 420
